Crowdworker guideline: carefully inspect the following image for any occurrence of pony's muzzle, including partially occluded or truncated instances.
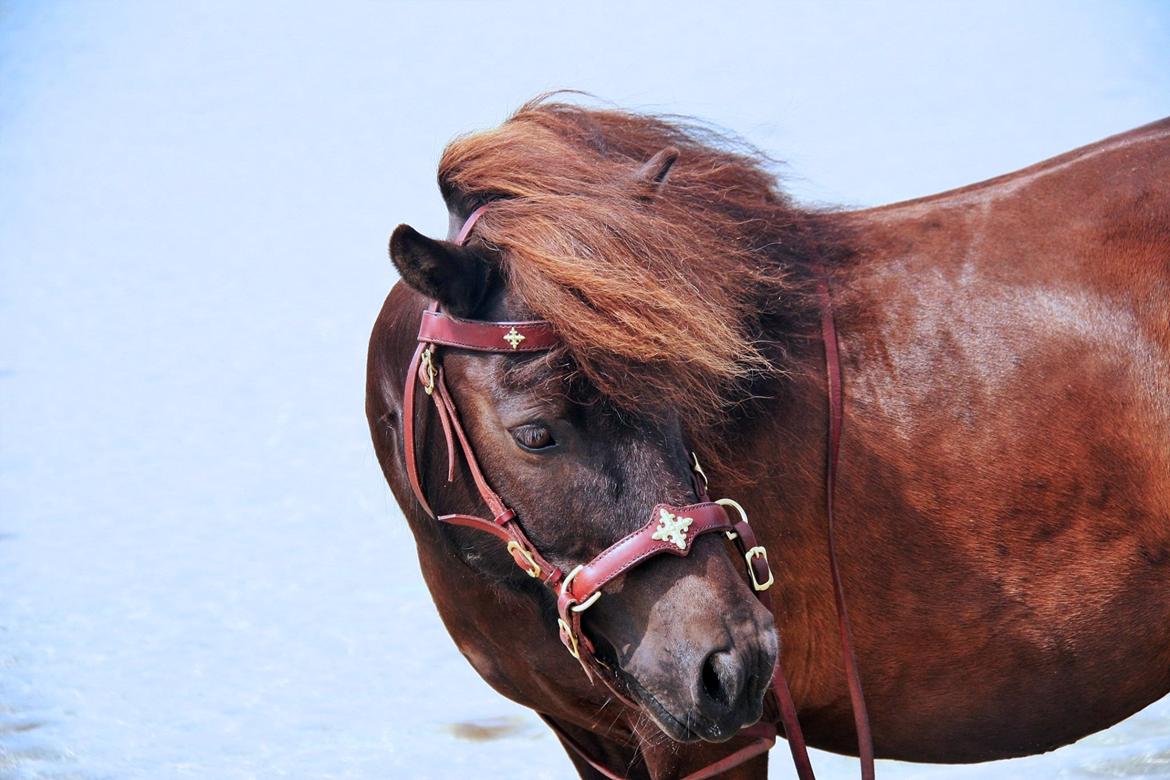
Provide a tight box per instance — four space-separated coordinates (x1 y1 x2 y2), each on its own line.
692 616 778 740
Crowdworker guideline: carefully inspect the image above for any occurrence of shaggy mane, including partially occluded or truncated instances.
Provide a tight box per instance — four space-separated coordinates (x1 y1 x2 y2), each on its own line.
437 97 821 426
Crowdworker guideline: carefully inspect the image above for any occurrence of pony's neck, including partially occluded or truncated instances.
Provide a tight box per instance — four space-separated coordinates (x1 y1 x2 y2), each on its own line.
694 209 854 472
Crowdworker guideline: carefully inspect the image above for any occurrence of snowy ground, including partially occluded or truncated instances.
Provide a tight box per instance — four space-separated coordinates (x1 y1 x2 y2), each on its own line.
2 2 1168 778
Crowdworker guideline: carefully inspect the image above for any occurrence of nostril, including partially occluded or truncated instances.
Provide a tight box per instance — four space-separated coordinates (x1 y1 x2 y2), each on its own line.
700 649 741 708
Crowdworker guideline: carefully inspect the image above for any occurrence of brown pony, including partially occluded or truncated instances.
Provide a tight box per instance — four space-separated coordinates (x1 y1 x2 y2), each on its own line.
366 97 1170 778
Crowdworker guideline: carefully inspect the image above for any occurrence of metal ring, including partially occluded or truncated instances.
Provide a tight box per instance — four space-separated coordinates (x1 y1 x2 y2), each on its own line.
715 497 749 524
573 593 602 613
715 497 748 539
561 564 602 613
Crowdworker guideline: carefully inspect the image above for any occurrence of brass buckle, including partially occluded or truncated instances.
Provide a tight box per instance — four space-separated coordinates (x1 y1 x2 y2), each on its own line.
561 564 601 613
506 540 541 579
745 546 775 592
420 346 436 396
557 617 580 659
717 497 774 590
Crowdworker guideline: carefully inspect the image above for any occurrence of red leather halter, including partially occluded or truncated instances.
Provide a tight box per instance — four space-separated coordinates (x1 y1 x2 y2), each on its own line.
399 205 874 780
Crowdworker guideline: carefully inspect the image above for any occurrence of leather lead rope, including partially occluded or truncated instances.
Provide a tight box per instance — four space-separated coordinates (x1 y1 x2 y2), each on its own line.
542 714 784 780
818 276 876 780
770 664 815 779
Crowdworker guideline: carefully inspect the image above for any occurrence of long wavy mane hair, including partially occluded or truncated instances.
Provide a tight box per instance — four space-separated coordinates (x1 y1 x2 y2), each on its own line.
436 96 826 430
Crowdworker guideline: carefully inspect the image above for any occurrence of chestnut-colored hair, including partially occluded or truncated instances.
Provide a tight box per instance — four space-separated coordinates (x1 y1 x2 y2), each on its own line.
438 96 818 425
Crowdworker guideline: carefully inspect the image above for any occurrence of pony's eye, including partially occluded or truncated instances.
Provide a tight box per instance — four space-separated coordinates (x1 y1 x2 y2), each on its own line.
511 424 556 452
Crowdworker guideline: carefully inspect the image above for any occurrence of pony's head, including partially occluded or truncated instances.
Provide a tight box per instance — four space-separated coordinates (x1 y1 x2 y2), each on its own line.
374 98 812 742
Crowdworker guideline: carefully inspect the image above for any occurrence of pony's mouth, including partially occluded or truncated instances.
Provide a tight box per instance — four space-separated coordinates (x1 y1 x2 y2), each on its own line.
624 673 711 743
593 638 743 744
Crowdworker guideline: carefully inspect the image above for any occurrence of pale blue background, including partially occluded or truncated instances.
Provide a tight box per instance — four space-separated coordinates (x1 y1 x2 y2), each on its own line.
2 2 1169 778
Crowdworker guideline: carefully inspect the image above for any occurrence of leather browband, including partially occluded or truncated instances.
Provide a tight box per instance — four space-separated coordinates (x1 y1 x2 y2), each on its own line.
418 309 560 352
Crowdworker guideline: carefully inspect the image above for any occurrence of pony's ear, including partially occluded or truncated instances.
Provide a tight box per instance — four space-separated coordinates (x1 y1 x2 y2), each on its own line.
630 146 680 201
389 224 491 315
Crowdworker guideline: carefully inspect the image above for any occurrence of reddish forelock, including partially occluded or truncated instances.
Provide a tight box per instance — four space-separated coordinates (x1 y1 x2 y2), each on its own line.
438 98 811 427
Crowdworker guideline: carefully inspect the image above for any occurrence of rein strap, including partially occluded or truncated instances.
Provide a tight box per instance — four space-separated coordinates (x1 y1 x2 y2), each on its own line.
819 277 876 780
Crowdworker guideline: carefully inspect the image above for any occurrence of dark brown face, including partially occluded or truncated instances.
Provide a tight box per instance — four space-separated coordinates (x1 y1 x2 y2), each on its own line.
386 219 778 743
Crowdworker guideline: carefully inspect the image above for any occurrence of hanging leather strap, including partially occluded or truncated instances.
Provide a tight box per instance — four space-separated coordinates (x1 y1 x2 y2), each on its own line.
542 714 784 780
818 277 875 780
